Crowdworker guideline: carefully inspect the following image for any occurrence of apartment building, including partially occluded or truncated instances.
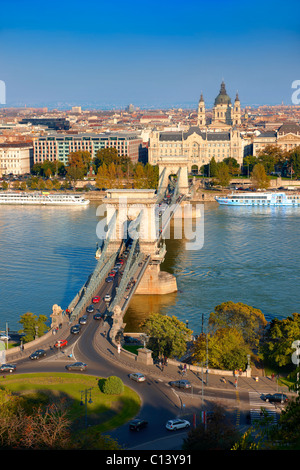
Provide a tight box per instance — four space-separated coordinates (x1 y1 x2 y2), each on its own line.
0 142 33 176
33 132 145 165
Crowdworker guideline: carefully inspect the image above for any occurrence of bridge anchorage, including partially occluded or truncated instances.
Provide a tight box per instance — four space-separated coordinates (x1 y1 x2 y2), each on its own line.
67 163 201 343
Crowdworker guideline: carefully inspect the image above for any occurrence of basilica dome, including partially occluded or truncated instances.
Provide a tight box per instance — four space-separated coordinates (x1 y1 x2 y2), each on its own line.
214 81 232 105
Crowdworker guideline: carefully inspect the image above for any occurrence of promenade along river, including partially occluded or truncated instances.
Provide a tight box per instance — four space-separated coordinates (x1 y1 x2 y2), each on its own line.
0 200 300 333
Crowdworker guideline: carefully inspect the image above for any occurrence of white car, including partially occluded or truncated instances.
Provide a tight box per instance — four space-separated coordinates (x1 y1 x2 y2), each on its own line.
129 372 146 382
166 419 190 431
104 294 111 302
0 335 10 341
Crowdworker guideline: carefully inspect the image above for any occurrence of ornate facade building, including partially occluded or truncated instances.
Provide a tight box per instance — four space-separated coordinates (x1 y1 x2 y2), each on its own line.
148 81 244 172
252 122 300 156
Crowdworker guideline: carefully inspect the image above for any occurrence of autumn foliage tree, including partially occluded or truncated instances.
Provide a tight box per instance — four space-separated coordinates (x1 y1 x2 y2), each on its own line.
66 151 92 187
251 163 271 189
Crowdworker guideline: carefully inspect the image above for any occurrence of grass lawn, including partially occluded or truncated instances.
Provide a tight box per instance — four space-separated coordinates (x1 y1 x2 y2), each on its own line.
0 372 141 435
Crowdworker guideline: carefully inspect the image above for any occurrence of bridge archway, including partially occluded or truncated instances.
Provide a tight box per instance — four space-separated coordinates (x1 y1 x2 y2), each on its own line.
157 157 189 195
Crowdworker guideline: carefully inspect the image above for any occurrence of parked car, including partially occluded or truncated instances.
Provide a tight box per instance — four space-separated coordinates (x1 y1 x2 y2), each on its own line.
129 419 148 431
262 393 288 403
70 324 81 334
166 419 190 431
169 380 191 389
93 312 103 320
29 349 46 360
86 305 94 313
92 296 100 303
129 372 146 382
0 363 16 373
65 362 87 371
54 339 68 348
79 315 88 325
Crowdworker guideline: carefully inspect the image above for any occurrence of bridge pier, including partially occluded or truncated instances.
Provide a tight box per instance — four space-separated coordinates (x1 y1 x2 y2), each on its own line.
134 263 177 295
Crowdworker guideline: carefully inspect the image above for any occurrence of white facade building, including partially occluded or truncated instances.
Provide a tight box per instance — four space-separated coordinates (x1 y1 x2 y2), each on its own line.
0 143 33 176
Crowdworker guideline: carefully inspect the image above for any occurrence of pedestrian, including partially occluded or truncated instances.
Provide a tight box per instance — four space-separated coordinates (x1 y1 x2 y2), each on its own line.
234 378 237 388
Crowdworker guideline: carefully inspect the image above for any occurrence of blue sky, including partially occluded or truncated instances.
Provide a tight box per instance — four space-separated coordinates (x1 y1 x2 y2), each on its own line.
0 0 299 108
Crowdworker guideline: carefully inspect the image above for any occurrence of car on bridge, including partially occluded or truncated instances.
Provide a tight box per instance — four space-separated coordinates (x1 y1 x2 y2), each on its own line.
92 296 101 303
93 312 103 321
55 339 68 348
0 363 16 373
104 294 111 302
166 419 190 431
65 362 87 371
79 315 88 325
29 349 46 360
105 277 113 283
108 271 116 277
86 305 94 313
70 324 81 334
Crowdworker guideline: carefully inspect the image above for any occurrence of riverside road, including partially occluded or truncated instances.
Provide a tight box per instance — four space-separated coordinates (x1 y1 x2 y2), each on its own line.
4 307 294 451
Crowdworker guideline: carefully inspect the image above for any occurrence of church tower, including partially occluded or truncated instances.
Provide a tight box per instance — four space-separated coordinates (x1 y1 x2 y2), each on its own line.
232 92 241 126
197 93 206 127
212 81 232 127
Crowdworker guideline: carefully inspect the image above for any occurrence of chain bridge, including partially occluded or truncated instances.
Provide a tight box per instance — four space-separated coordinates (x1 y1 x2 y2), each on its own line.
67 161 198 342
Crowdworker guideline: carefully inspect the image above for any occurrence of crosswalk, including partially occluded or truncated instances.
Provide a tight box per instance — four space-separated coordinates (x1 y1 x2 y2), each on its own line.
249 392 279 424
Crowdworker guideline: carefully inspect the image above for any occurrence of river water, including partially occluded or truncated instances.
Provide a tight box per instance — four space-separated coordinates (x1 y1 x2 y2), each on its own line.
0 201 299 334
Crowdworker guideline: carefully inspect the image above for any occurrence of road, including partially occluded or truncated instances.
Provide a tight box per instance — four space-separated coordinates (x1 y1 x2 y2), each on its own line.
5 252 292 450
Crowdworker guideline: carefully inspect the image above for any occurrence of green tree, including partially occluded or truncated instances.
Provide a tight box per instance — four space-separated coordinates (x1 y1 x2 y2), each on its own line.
182 404 240 450
288 146 300 179
66 151 92 187
18 312 49 343
37 178 46 190
209 301 267 349
144 163 159 188
243 155 258 177
95 163 110 189
251 163 270 189
94 148 120 169
215 162 231 187
1 181 8 190
192 328 249 370
31 163 43 176
268 395 300 449
223 157 240 176
140 314 192 359
209 157 218 178
262 312 300 368
133 163 147 188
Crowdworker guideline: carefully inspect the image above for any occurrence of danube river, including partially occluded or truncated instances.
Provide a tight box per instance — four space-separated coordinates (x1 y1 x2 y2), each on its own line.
1 200 300 334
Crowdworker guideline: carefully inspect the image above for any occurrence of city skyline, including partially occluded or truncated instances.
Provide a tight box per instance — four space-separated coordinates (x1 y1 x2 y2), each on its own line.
0 0 300 109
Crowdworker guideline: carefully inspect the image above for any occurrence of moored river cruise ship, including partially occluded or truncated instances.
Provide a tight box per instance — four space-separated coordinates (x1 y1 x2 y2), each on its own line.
0 191 90 205
215 192 300 206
